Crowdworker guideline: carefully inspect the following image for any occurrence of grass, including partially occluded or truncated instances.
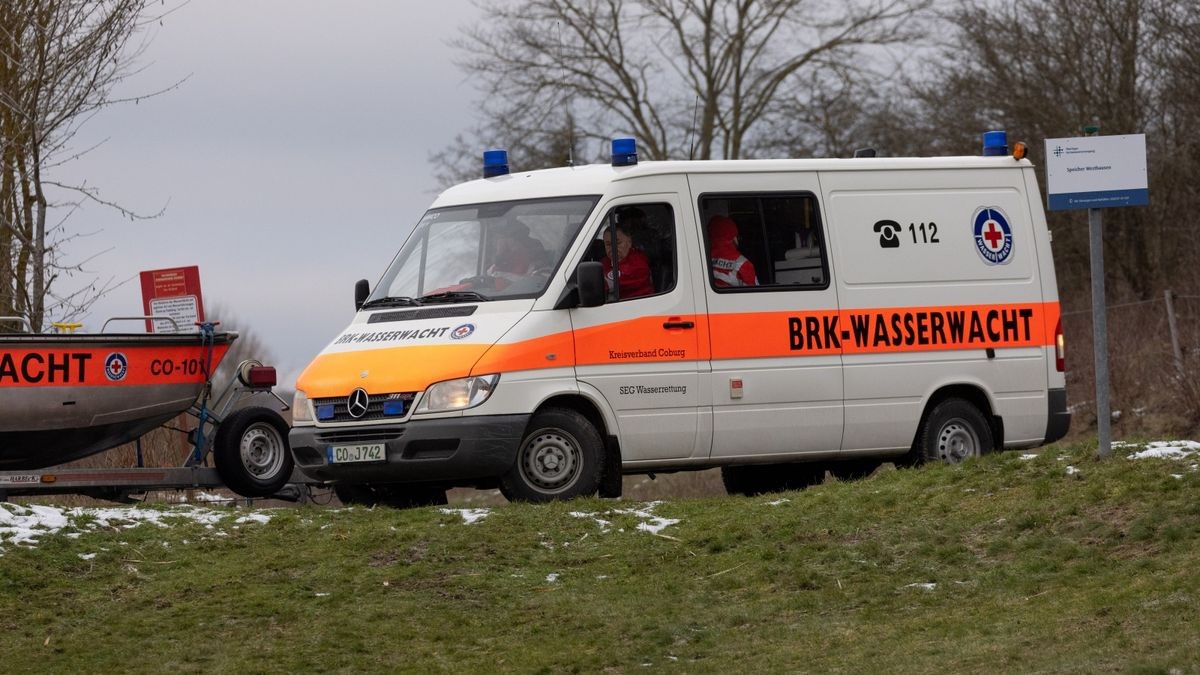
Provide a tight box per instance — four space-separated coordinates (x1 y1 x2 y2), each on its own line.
2 440 1198 673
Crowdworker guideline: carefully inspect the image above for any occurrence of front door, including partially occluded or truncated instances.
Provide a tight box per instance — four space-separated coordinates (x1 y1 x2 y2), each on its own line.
571 190 703 461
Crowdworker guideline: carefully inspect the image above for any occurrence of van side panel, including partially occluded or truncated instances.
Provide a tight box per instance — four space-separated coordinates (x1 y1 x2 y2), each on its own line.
821 167 1051 451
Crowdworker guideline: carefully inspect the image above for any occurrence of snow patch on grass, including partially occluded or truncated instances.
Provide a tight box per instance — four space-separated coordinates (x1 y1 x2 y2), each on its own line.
1121 440 1200 460
440 508 490 525
0 503 272 550
569 502 680 536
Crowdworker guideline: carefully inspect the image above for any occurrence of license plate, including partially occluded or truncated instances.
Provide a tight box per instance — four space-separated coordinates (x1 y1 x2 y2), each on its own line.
328 443 386 464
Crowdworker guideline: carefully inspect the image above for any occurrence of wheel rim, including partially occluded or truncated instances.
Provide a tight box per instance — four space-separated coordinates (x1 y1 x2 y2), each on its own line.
936 418 980 463
239 422 286 480
519 427 582 494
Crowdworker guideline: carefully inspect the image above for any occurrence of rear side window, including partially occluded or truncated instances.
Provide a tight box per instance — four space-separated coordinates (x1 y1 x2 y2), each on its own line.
699 193 829 291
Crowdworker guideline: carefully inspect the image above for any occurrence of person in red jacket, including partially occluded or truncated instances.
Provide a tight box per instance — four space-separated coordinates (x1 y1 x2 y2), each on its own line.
708 215 758 288
600 213 655 299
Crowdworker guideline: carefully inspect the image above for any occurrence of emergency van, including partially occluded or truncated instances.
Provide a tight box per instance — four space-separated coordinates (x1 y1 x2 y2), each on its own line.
289 133 1070 505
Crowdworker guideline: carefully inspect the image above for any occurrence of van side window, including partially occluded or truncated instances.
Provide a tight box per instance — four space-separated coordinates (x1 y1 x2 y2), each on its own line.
581 203 677 301
699 194 828 290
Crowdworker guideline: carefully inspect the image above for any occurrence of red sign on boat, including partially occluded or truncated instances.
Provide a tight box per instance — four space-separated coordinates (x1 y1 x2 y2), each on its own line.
139 266 205 333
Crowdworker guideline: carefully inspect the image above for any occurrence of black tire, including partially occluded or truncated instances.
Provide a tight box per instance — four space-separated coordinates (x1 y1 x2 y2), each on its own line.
213 406 295 498
499 408 602 502
829 459 881 481
721 463 825 496
916 398 993 464
334 483 447 508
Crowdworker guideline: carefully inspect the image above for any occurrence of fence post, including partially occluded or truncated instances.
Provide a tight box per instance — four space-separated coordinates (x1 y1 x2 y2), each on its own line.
1165 289 1185 379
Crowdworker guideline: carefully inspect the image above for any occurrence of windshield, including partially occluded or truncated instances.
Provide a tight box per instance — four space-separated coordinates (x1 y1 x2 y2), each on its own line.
368 196 599 306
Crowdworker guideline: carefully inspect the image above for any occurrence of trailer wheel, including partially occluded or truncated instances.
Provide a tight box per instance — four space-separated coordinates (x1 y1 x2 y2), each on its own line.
499 408 602 502
721 463 825 496
917 398 993 464
213 406 294 498
334 483 447 509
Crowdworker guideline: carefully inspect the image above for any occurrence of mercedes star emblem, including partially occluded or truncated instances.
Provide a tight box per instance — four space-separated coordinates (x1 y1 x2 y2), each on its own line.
347 388 370 419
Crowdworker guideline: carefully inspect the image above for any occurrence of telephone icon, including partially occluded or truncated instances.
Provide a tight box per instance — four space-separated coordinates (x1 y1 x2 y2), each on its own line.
873 219 901 248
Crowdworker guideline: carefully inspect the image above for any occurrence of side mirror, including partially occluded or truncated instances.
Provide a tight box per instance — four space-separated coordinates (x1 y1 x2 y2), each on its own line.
577 262 606 308
354 279 370 310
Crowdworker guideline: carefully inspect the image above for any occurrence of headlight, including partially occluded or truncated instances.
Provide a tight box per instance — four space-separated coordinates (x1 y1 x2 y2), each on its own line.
292 389 313 424
415 374 499 413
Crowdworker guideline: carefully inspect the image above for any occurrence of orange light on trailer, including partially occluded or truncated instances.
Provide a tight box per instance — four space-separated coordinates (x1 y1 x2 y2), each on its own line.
1012 142 1027 160
41 474 57 484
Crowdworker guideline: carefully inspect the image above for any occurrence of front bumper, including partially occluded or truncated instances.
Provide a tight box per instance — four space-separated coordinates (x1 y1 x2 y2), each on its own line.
288 413 530 485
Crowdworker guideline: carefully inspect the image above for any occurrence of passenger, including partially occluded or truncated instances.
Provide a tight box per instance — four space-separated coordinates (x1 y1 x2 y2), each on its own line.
600 212 655 299
708 215 758 288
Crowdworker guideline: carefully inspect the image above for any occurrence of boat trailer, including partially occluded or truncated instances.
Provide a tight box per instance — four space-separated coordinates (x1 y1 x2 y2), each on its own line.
0 319 310 502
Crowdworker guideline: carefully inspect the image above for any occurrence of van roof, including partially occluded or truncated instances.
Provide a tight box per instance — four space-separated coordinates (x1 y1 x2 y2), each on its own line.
432 156 1034 208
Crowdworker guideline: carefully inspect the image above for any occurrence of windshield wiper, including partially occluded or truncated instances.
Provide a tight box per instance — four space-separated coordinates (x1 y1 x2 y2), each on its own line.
359 296 421 309
419 290 490 304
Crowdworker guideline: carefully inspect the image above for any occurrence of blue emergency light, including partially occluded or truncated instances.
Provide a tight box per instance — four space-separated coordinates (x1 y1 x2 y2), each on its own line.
982 130 1008 156
316 404 335 421
382 400 405 416
483 149 510 178
612 137 638 166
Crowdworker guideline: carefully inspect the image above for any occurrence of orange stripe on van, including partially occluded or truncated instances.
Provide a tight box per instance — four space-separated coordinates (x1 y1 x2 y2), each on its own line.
297 344 491 397
574 314 702 365
298 302 1060 397
472 330 577 374
710 302 1059 358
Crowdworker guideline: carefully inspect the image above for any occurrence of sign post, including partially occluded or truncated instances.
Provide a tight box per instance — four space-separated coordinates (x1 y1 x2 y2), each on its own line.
1045 131 1148 459
139 266 205 334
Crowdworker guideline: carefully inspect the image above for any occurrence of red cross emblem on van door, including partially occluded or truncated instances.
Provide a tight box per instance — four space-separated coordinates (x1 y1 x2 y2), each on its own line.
972 207 1013 265
983 221 1004 250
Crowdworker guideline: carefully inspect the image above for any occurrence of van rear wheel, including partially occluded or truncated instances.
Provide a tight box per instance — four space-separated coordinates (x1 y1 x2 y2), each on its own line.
917 398 993 464
499 408 602 503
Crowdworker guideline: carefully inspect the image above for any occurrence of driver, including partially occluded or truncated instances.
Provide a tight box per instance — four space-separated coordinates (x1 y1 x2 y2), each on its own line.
485 222 550 289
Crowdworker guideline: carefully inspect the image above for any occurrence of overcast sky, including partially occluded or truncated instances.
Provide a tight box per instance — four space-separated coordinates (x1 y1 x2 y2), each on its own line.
56 0 481 385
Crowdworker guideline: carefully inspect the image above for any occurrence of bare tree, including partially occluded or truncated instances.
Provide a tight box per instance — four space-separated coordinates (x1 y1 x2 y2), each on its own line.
0 0 175 332
874 0 1200 302
436 0 929 183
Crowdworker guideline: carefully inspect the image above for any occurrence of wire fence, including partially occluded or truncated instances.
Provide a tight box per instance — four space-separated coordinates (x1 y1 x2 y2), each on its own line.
1061 290 1200 435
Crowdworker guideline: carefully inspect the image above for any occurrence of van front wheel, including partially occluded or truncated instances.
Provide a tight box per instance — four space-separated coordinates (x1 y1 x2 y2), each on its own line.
918 398 993 464
500 408 602 503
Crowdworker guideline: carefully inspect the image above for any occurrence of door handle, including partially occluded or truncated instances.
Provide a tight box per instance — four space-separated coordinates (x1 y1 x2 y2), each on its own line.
662 320 695 329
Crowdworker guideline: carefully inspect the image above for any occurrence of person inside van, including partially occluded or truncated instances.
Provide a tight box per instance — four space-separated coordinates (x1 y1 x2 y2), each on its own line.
486 221 550 288
600 209 655 299
708 215 759 288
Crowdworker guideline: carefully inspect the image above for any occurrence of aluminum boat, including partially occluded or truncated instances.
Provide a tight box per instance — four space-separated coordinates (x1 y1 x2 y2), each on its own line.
0 331 235 469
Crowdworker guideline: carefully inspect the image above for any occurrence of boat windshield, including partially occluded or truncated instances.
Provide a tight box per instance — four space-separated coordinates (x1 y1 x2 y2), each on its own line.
367 196 599 305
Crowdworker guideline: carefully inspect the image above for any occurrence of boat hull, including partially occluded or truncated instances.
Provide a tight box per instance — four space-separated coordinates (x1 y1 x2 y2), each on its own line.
0 332 235 469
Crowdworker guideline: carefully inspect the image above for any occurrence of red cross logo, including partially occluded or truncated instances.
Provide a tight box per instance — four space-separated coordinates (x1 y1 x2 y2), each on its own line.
983 220 1004 250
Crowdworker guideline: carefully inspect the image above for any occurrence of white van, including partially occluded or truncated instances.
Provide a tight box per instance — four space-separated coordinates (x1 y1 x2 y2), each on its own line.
289 135 1069 505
